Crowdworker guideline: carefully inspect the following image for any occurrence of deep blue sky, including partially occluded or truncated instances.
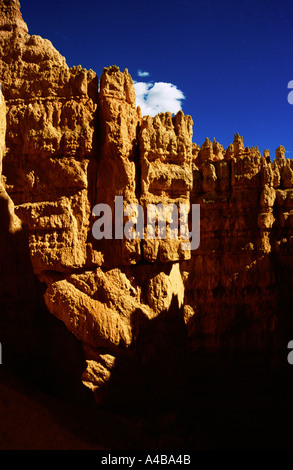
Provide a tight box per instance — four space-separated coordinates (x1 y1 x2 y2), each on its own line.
20 0 293 157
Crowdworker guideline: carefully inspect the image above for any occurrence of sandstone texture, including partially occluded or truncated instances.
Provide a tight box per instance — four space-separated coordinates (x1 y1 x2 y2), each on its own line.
0 0 293 436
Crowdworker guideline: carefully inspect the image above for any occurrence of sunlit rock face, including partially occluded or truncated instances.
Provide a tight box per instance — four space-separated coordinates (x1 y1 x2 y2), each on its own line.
0 0 293 405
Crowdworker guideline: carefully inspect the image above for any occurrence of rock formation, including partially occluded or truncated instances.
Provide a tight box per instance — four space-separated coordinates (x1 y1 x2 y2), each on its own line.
1 0 293 449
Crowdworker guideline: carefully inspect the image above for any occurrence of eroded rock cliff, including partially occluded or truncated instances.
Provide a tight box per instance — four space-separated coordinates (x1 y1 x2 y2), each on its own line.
0 0 293 428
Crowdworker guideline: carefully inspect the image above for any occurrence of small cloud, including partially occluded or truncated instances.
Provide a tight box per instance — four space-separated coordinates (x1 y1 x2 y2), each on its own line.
137 69 150 77
134 81 185 116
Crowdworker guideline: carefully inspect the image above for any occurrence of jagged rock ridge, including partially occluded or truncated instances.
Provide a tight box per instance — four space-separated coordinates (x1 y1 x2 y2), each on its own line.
0 0 293 408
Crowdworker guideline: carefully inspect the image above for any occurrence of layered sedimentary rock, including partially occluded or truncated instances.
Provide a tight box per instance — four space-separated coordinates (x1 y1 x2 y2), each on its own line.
91 65 141 266
0 0 98 279
187 136 293 360
0 0 293 406
138 111 194 262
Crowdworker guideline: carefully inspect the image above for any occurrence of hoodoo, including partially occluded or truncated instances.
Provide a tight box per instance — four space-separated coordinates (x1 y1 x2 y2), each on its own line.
0 0 293 450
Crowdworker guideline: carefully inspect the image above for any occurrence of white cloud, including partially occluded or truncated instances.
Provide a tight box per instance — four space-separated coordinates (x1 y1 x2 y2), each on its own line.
134 81 185 116
137 69 150 77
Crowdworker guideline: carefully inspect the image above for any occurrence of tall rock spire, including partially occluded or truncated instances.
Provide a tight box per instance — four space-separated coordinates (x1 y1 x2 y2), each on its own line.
0 0 28 34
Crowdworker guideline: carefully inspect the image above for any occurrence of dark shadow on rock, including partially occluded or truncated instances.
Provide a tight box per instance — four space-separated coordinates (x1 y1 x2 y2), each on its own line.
0 188 154 449
0 189 99 441
102 295 188 414
95 287 293 450
93 295 196 450
1 181 293 449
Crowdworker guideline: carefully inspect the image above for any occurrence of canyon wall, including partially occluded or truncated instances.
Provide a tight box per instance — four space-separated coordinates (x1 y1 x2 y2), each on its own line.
0 0 293 407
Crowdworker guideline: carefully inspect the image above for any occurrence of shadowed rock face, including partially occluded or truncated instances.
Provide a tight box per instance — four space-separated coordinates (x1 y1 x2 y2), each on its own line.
0 0 293 414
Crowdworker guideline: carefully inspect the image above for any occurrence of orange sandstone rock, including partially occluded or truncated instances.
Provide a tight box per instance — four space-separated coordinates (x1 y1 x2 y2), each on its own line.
0 0 293 404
